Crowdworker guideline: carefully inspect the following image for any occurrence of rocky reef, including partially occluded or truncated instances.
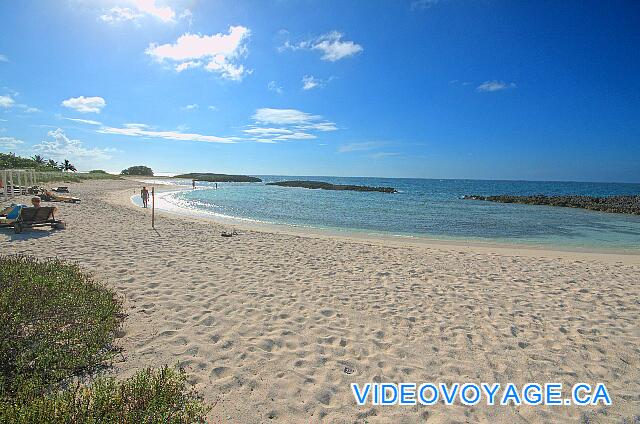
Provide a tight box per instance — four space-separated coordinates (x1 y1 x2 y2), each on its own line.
266 180 397 193
463 194 640 215
175 173 262 183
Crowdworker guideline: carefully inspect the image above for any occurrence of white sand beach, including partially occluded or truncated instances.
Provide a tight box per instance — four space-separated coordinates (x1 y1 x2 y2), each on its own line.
2 179 639 423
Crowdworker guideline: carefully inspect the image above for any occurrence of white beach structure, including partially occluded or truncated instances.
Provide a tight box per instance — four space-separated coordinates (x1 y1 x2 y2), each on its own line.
0 169 37 200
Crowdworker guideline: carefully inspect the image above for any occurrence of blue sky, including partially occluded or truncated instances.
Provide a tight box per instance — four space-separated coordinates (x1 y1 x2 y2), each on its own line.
0 0 638 182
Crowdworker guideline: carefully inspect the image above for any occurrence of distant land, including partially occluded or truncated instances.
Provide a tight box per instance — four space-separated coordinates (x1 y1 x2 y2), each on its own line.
174 173 262 183
464 194 640 215
266 180 397 193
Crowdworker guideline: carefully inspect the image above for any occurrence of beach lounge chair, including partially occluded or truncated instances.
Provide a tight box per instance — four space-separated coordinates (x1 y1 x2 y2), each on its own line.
9 206 64 234
0 204 24 227
40 190 81 203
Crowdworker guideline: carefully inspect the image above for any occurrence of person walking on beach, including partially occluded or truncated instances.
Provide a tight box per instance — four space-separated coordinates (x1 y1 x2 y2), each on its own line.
141 186 150 208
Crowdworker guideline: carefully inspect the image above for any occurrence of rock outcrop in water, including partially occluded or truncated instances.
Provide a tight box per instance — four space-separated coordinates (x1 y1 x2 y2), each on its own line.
463 194 640 215
175 173 262 183
267 180 397 193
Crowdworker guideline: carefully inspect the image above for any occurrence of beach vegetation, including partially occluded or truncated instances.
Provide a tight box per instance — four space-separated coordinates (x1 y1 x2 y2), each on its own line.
0 255 210 423
61 159 77 172
30 155 45 165
1 152 60 172
121 165 154 176
1 153 118 183
34 171 121 183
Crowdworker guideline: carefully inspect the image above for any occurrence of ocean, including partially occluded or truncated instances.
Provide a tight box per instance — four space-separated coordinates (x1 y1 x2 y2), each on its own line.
135 176 640 251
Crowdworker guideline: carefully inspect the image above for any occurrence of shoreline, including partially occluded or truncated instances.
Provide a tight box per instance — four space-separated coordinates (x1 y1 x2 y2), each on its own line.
124 183 640 263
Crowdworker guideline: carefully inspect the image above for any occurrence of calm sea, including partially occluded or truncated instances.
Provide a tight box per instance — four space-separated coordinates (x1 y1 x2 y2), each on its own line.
138 176 640 251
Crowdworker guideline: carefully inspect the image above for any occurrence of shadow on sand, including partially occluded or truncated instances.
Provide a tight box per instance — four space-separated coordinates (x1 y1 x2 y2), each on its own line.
0 227 56 241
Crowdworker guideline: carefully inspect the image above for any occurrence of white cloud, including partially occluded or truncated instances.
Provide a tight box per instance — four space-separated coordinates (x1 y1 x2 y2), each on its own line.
338 142 382 153
0 93 39 112
175 60 201 72
371 152 401 159
123 123 150 129
98 124 235 144
182 104 198 111
281 31 362 62
243 127 293 136
146 26 252 81
245 108 337 143
61 96 106 113
208 105 219 111
0 54 8 62
252 108 321 125
242 127 315 141
268 81 283 94
0 95 15 108
33 128 113 160
302 75 322 90
476 80 516 92
101 1 175 23
132 0 175 22
64 117 103 126
313 31 363 61
298 121 338 131
95 108 335 146
179 9 193 25
99 7 142 22
0 136 24 149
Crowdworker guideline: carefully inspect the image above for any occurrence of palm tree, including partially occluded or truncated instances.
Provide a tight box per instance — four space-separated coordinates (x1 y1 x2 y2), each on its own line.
47 159 58 168
62 159 77 172
31 154 45 164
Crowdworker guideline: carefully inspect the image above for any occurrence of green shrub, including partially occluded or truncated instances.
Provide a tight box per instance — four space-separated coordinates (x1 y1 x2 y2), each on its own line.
120 166 153 176
0 366 210 423
0 153 59 172
34 172 121 183
0 256 123 401
0 256 209 423
88 170 108 174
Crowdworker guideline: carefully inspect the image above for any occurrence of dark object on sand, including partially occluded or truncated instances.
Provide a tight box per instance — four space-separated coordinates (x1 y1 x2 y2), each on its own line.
10 206 64 234
463 194 640 215
266 180 397 193
52 186 70 193
221 230 239 237
175 173 262 183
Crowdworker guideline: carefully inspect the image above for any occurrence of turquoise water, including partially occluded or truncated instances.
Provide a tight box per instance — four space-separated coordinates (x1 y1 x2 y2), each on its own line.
147 177 640 251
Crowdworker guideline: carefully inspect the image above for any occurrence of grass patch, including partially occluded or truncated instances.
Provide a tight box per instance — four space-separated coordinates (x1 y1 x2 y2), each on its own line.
0 255 210 423
1 366 210 423
0 255 122 401
35 172 121 184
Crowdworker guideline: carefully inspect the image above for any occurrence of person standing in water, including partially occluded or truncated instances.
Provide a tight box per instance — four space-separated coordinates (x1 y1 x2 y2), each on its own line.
141 186 150 208
192 179 196 189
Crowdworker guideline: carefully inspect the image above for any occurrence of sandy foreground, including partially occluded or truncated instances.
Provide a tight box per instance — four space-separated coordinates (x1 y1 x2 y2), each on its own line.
2 178 639 423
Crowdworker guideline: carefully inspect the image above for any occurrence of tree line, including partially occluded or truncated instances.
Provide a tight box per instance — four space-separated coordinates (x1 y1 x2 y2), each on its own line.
0 152 77 172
